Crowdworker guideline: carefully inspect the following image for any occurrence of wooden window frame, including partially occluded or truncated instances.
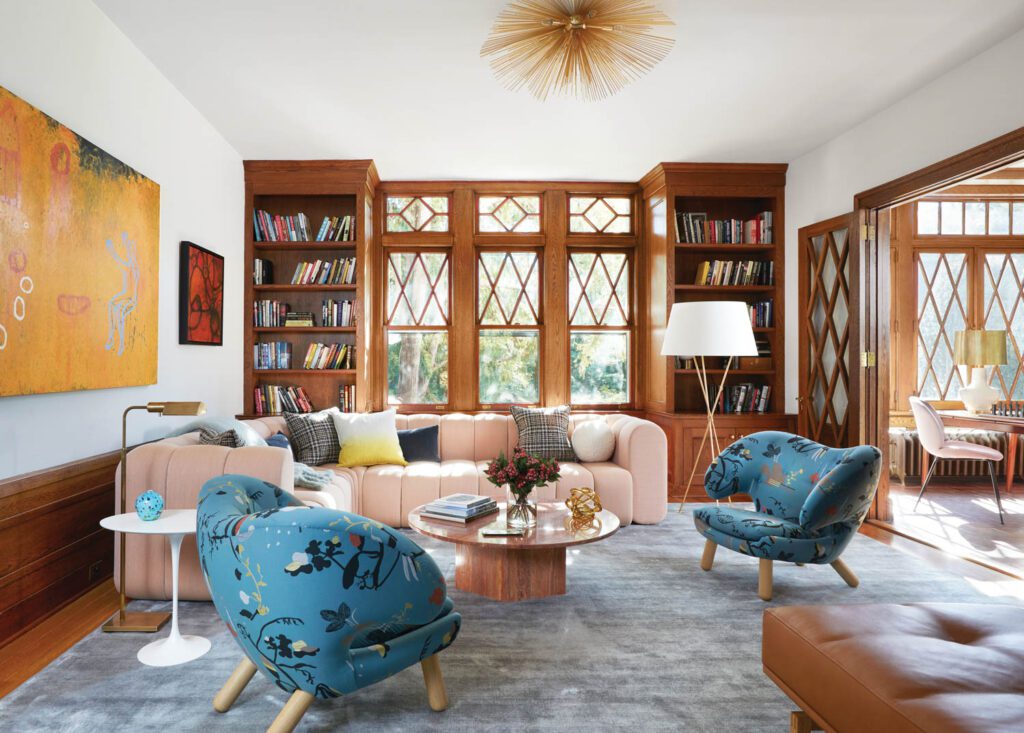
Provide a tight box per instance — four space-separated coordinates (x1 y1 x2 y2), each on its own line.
476 194 543 235
476 246 544 408
567 194 635 237
384 194 453 236
566 248 634 408
384 247 452 409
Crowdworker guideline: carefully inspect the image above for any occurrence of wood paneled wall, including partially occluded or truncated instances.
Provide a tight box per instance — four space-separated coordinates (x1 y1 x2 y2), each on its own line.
0 452 117 648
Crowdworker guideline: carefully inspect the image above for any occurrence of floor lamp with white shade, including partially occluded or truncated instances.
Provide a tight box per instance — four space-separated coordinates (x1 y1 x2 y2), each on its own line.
661 301 759 509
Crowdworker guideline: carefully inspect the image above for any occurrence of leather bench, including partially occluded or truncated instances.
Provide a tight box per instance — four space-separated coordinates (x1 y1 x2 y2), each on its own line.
763 603 1024 732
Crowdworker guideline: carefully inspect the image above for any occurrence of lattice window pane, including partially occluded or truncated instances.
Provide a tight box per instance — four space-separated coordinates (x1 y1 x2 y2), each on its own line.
385 195 450 233
479 330 539 403
570 332 629 404
569 196 632 234
387 331 448 404
984 253 1024 399
568 252 629 326
916 252 969 400
478 251 540 325
1014 203 1024 235
386 252 449 326
917 202 939 235
478 195 540 233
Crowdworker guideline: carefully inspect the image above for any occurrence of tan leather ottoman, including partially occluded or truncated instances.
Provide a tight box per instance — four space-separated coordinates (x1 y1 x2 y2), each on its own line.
763 603 1024 732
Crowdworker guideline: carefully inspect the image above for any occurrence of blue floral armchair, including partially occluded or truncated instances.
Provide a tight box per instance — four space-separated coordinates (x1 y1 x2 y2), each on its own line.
693 432 881 601
196 475 461 731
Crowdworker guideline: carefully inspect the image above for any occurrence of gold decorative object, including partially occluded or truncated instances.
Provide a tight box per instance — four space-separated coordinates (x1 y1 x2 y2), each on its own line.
480 0 675 101
565 487 602 519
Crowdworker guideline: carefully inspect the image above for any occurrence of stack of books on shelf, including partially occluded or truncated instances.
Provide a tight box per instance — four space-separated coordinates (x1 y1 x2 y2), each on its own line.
284 311 315 327
254 341 292 370
323 299 354 327
290 258 357 286
254 300 288 327
338 384 357 413
676 211 773 244
749 299 773 328
303 342 353 370
254 385 313 415
419 494 499 524
717 383 772 414
253 211 357 243
694 260 774 286
253 258 273 285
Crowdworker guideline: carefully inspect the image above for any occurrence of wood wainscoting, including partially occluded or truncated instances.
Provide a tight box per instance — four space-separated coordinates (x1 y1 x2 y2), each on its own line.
0 452 118 648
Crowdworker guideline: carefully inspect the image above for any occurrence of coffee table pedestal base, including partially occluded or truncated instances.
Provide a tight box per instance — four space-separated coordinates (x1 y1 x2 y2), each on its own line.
455 544 566 601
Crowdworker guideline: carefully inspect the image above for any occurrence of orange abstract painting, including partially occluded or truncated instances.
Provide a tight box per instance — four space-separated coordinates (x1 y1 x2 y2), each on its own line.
0 85 159 397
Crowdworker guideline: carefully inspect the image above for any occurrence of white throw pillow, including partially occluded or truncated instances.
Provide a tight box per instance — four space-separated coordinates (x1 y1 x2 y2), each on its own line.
571 419 615 463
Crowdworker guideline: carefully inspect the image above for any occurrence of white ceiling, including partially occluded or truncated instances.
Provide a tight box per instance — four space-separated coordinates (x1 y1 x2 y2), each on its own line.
95 0 1024 181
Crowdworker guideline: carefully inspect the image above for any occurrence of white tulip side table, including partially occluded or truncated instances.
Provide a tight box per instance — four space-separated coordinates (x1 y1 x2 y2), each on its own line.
99 509 211 667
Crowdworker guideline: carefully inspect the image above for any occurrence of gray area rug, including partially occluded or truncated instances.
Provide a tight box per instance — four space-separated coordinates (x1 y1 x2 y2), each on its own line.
4 506 1021 732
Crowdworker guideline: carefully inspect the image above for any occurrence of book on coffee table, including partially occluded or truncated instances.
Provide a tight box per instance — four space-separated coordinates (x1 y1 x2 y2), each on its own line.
419 504 498 524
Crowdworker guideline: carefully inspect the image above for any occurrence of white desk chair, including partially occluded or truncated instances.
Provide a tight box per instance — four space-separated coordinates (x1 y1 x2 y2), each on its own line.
909 396 1004 524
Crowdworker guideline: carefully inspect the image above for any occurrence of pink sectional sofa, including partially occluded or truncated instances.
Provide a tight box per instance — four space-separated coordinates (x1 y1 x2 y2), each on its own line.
117 412 667 600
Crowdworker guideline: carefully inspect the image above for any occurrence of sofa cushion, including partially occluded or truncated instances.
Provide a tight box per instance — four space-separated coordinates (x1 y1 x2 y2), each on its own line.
511 405 577 461
398 425 440 462
284 410 339 466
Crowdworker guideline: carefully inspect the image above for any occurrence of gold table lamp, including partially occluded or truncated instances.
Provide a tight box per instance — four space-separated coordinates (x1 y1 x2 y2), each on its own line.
953 330 1007 414
103 401 205 633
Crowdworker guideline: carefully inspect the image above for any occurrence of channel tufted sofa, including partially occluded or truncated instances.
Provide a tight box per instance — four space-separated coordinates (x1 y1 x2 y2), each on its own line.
116 412 667 600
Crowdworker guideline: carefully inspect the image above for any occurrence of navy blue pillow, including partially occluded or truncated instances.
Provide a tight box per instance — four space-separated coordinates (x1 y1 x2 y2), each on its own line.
267 431 291 451
398 425 440 463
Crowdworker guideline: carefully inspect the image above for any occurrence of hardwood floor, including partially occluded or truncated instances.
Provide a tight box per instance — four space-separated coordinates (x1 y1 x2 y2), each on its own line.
884 477 1024 579
0 580 119 698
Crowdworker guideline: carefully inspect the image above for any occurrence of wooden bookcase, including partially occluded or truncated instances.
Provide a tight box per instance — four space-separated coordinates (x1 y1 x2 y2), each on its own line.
640 163 796 495
241 161 378 418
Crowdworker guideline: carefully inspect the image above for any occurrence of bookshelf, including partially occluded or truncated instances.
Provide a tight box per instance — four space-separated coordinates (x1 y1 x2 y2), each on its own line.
640 163 796 495
241 161 378 419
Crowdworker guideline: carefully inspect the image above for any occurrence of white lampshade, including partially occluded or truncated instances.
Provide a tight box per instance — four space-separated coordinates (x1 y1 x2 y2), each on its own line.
661 301 758 357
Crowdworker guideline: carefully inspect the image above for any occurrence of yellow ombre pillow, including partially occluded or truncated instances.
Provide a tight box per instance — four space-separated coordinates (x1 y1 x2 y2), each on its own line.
333 408 407 468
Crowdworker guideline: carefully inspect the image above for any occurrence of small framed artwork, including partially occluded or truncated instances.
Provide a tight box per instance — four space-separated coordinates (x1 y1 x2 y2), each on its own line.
179 241 224 345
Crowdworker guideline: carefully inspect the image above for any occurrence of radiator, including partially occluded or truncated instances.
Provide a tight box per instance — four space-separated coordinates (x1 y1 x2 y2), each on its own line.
889 428 1024 482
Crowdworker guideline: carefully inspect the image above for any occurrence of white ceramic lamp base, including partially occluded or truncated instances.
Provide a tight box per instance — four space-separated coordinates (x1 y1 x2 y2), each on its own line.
138 633 211 667
959 366 1000 414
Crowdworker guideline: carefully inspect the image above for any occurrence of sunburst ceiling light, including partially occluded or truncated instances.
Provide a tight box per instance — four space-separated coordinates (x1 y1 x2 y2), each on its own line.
481 0 674 102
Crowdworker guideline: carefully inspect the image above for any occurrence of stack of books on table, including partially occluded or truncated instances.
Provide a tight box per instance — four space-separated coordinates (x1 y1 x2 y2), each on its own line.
420 494 498 524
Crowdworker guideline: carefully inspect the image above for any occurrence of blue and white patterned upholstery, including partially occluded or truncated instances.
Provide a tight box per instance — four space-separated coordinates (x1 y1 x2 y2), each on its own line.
197 474 460 699
694 432 882 565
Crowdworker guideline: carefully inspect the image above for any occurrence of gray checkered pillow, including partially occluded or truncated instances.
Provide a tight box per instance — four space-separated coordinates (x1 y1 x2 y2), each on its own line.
510 405 577 462
284 411 339 466
198 428 242 447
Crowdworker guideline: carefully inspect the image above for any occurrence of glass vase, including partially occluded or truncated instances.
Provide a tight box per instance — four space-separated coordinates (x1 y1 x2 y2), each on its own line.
505 486 537 529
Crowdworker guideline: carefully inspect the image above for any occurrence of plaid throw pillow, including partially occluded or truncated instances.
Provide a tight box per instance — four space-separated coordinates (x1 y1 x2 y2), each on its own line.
284 411 339 466
198 428 242 447
510 405 577 462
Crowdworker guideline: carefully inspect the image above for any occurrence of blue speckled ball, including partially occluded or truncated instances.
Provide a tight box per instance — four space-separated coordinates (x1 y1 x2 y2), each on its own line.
135 490 164 521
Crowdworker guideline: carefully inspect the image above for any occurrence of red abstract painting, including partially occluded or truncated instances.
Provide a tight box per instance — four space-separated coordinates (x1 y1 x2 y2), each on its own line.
179 241 224 345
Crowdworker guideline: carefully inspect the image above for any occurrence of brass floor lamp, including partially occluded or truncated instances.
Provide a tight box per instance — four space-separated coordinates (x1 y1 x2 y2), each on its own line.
103 401 205 633
661 301 758 511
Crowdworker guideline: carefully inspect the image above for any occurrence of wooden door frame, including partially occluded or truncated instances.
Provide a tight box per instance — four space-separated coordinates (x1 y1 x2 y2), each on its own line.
853 125 1024 521
797 213 855 446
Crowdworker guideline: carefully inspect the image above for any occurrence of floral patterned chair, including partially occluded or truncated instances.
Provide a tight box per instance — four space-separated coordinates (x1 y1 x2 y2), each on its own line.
196 475 461 733
693 432 882 601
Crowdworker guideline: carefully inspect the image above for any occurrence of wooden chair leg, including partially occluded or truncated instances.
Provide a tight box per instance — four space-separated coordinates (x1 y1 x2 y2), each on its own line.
213 657 259 713
700 538 717 571
267 690 315 733
790 710 822 732
758 558 773 601
421 654 449 712
831 558 859 588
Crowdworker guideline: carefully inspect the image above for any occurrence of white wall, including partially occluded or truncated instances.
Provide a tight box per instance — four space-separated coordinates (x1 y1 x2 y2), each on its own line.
0 0 243 479
784 26 1024 413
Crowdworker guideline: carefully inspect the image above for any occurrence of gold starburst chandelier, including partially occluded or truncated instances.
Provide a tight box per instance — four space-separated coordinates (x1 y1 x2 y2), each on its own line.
481 0 674 101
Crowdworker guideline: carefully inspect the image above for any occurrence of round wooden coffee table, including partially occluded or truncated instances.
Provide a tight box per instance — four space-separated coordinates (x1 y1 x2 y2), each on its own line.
408 502 620 602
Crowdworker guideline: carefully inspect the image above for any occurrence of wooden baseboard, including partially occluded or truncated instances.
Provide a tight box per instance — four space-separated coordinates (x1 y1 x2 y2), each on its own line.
0 451 119 648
